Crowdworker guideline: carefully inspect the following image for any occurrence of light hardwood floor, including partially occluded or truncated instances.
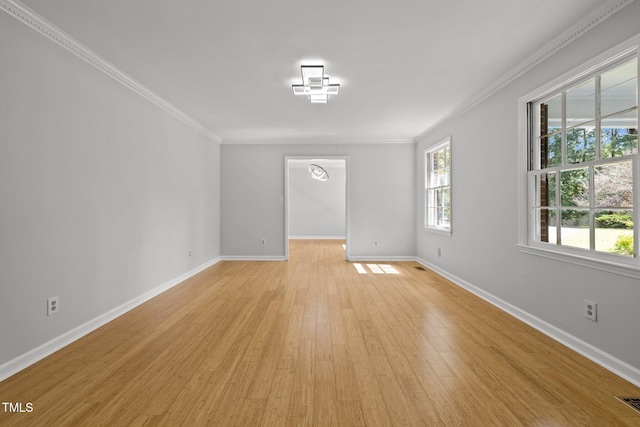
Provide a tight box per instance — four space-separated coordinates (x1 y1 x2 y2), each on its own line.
1 240 639 426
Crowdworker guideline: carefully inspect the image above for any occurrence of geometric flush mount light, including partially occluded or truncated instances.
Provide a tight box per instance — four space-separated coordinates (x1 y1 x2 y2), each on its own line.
308 164 329 181
292 65 340 104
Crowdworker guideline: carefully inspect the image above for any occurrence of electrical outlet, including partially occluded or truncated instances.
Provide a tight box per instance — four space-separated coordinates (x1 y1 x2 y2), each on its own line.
189 250 192 257
437 248 442 257
374 241 378 246
584 299 597 321
260 238 266 246
47 296 59 316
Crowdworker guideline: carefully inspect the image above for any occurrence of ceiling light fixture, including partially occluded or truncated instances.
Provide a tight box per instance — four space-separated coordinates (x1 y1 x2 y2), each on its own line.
309 164 329 181
292 65 340 104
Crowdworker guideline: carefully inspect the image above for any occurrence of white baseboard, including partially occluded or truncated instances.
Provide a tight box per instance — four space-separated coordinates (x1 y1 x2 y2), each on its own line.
220 256 286 261
415 257 640 388
289 236 346 240
0 257 221 382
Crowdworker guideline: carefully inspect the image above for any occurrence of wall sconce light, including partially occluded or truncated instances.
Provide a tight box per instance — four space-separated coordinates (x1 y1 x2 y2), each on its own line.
292 65 340 104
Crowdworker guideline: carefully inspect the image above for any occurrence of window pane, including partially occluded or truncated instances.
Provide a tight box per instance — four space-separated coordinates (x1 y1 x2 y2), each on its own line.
601 59 638 159
539 95 562 167
437 207 450 227
544 94 562 133
534 172 556 208
548 172 557 207
567 79 595 128
428 148 451 187
595 209 633 256
601 59 637 118
543 133 562 167
437 150 445 170
548 209 557 244
429 154 437 187
534 208 556 244
560 168 589 207
595 209 633 229
427 207 436 226
429 168 438 187
427 186 436 225
567 125 596 163
532 174 542 208
601 120 638 158
427 186 450 228
560 209 590 250
595 161 633 208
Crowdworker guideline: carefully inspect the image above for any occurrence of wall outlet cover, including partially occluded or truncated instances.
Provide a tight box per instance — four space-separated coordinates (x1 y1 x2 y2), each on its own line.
584 299 597 321
47 296 59 316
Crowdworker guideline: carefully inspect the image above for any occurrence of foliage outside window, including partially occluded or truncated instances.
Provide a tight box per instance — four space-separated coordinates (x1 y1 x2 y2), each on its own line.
528 55 638 262
425 138 451 232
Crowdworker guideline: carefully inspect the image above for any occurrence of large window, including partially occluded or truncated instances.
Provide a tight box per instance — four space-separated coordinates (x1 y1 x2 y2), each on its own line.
425 137 451 232
525 48 638 267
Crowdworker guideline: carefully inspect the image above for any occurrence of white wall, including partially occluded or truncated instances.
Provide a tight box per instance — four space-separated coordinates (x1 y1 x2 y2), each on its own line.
416 2 640 376
0 12 220 368
289 162 345 238
221 143 415 259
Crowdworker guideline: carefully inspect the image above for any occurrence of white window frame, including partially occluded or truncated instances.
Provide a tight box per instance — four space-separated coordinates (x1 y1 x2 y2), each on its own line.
517 34 640 278
424 136 452 234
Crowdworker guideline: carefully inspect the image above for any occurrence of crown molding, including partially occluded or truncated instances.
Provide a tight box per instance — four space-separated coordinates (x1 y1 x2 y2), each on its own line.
414 0 635 143
0 0 221 143
221 137 415 145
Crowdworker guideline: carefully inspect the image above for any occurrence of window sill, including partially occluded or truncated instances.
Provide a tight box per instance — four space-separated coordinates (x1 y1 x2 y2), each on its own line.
517 244 640 279
424 226 452 236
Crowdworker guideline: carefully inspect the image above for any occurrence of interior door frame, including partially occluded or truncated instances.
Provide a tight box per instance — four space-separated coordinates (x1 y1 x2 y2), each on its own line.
284 155 350 261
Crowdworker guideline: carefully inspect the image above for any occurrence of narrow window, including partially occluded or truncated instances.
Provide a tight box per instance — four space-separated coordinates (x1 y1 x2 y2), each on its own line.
425 137 451 232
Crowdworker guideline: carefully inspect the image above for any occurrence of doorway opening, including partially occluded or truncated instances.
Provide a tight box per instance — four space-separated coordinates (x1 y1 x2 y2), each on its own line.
284 156 350 261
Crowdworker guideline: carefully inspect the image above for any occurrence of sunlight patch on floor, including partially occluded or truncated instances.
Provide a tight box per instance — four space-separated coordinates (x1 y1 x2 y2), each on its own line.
379 264 399 274
366 264 384 274
353 263 400 275
353 263 367 274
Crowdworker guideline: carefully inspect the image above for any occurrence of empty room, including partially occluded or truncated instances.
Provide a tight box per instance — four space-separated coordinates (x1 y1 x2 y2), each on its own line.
2 0 640 425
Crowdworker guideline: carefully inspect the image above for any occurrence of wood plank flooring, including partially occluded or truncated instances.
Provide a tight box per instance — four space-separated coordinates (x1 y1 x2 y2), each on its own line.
1 240 639 426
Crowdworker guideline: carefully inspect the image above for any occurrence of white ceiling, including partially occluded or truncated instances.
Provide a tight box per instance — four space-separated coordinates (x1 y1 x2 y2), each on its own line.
18 0 607 142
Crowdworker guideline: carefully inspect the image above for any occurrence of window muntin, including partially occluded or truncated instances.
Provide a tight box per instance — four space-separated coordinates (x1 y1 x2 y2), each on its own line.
425 138 451 232
528 56 638 261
